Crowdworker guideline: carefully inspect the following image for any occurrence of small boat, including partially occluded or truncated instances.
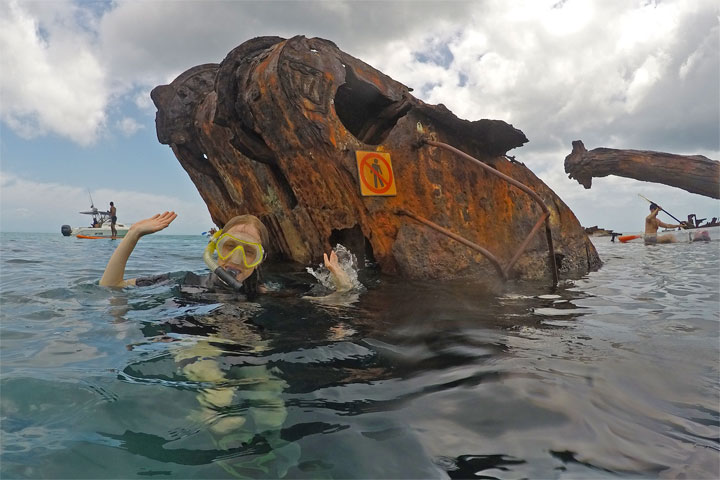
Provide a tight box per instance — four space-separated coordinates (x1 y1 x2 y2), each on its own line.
618 226 719 243
61 200 130 239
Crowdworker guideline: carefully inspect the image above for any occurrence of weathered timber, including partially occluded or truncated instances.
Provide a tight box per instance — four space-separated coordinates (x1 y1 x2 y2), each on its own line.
565 140 720 199
152 36 601 281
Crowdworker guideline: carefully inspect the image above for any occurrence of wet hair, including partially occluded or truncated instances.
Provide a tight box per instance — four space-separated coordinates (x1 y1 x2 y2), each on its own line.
222 214 270 246
221 214 270 298
649 203 659 211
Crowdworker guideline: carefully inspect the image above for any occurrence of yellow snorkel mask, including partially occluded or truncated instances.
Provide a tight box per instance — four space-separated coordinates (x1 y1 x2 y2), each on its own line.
214 231 266 268
203 229 265 291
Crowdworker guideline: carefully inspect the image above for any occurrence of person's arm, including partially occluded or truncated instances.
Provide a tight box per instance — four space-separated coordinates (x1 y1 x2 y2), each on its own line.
657 220 683 229
324 250 353 292
650 207 685 229
100 211 177 287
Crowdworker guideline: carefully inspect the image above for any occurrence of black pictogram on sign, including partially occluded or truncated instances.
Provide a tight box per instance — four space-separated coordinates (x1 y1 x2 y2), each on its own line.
355 151 397 196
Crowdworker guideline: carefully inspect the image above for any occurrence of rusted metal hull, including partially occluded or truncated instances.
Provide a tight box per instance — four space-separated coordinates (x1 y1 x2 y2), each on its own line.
152 36 600 281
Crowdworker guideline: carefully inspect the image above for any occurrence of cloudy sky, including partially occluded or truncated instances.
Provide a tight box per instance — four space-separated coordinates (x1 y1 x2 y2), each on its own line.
1 0 718 235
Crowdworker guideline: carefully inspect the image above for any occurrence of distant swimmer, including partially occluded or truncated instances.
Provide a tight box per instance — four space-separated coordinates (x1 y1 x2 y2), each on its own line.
645 203 686 244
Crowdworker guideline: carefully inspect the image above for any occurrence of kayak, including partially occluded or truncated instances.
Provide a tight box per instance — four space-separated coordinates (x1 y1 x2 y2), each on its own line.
76 235 119 240
618 226 719 243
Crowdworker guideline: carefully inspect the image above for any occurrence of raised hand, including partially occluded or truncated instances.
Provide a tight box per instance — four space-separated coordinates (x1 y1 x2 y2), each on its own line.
324 250 341 274
129 211 177 237
101 211 177 287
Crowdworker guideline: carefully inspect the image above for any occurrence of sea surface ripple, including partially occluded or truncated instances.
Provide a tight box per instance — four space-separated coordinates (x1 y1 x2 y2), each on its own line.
1 233 718 479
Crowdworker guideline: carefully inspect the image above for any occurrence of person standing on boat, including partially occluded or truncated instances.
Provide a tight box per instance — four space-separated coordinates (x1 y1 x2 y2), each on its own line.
109 202 117 238
645 203 685 244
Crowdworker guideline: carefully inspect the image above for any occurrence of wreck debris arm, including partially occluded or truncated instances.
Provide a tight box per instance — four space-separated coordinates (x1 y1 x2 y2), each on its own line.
564 140 720 199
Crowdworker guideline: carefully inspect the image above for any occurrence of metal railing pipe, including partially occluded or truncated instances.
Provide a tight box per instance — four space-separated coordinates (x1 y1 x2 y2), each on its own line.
396 209 507 281
502 212 550 278
422 138 558 285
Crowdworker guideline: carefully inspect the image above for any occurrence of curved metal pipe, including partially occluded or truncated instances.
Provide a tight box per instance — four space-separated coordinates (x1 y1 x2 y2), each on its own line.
396 209 507 281
421 138 558 285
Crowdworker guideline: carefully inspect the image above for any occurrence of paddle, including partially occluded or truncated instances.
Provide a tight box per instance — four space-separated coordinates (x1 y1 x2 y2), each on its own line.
638 194 687 228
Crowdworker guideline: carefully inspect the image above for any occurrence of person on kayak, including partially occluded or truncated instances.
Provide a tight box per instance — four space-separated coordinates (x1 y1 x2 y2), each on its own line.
99 211 353 297
645 203 686 244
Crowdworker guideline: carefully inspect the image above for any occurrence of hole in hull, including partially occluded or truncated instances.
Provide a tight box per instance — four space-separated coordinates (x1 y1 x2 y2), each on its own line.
329 224 376 268
334 66 410 145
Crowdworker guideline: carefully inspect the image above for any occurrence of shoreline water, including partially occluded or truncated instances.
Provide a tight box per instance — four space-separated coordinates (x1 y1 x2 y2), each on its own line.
1 233 718 478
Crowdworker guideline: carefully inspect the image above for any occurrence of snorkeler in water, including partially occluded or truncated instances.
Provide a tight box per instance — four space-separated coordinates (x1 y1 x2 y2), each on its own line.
99 211 353 295
103 212 322 475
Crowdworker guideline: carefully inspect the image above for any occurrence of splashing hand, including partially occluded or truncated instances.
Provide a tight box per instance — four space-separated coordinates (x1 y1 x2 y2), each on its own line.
324 250 352 292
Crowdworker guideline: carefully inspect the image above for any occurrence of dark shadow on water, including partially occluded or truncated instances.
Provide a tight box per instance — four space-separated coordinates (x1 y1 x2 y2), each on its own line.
438 454 526 479
550 450 616 474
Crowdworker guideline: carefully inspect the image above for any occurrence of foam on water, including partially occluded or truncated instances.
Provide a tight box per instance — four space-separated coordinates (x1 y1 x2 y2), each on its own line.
305 243 363 291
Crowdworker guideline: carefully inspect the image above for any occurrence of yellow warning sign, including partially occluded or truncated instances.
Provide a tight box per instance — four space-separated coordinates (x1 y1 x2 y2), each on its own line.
355 151 397 196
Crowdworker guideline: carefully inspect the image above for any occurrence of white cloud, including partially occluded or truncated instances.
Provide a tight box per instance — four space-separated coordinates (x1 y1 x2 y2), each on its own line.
116 117 143 136
541 0 595 36
366 0 718 157
133 88 156 112
0 171 212 234
3 0 716 156
1 0 717 234
0 0 107 146
625 53 669 113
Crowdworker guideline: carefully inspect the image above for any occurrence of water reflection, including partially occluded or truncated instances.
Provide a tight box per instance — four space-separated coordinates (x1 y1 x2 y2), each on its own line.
2 235 718 479
117 300 301 478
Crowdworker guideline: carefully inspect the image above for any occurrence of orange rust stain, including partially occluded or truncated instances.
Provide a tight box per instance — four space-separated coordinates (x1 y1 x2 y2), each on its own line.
362 71 385 91
255 45 280 79
367 212 399 257
326 125 337 148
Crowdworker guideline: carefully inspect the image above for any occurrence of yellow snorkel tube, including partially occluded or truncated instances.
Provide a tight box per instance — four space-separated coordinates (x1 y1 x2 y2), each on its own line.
203 230 245 291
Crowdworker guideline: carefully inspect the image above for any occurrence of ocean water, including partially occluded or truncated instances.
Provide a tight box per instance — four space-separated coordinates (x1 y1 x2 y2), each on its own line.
1 232 718 479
